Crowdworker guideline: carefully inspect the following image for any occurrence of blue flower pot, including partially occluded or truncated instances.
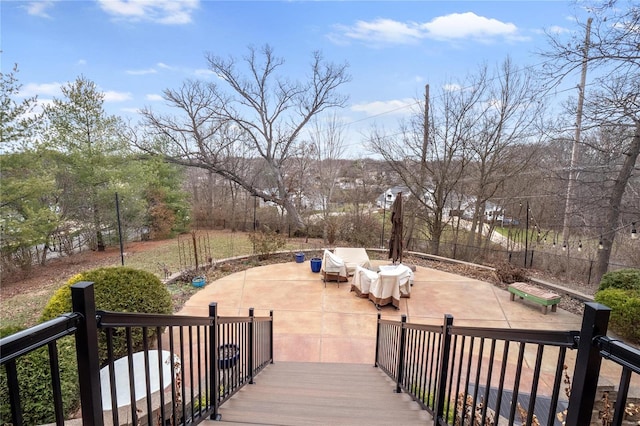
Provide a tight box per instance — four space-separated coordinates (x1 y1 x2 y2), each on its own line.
192 276 206 288
295 253 305 263
310 258 322 273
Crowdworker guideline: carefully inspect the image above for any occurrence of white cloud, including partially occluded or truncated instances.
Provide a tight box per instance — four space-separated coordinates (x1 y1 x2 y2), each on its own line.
546 25 571 35
126 68 158 75
351 98 416 116
194 68 215 76
77 59 87 66
97 0 199 25
145 94 164 101
331 12 525 46
443 83 463 92
25 1 56 18
103 91 133 102
422 12 519 41
334 18 425 45
20 82 62 97
157 62 173 69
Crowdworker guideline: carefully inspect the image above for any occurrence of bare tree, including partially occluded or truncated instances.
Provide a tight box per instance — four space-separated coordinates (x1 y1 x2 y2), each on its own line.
462 58 544 250
541 1 640 284
369 78 478 254
308 114 347 242
139 45 350 231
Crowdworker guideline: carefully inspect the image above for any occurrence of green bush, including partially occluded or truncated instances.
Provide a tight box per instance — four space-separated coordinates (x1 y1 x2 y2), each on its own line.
598 268 640 291
41 267 173 364
594 287 640 345
0 327 79 425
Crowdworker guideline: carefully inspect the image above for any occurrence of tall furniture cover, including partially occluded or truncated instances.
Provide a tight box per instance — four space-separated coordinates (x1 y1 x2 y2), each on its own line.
321 249 348 284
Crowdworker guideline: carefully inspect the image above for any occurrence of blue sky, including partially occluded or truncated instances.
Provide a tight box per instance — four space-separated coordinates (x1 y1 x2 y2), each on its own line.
3 1 586 151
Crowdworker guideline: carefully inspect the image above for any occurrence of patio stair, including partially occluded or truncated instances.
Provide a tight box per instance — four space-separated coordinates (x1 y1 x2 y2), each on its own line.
206 361 431 425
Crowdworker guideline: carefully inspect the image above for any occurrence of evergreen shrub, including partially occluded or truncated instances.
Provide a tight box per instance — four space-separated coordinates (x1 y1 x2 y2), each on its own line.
597 268 640 291
0 327 79 425
41 267 173 364
594 287 640 345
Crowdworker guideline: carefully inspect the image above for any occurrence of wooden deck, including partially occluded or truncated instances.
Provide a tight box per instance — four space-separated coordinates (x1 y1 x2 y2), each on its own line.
206 362 431 425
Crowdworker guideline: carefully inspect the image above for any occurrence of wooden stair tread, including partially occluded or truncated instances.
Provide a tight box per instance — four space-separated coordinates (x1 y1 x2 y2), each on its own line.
205 362 431 426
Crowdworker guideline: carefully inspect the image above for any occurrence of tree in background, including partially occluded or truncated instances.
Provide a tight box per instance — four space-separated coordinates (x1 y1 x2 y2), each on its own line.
308 114 347 243
541 1 640 284
44 76 132 251
140 44 350 232
0 65 60 273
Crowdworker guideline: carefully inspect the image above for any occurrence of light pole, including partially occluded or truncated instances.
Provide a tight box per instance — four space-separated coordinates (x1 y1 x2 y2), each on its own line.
381 192 392 248
524 201 529 268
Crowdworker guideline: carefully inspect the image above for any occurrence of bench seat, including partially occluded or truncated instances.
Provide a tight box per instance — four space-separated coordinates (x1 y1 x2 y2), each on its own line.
508 282 561 314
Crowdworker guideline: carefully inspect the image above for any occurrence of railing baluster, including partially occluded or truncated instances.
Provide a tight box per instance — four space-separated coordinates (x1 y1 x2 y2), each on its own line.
209 303 220 421
125 328 137 424
548 346 567 426
169 326 178 425
446 332 459 421
527 344 545 425
143 328 153 423
508 342 526 425
179 325 186 422
396 315 407 393
47 340 65 426
462 336 475 425
480 339 496 424
470 337 484 424
453 335 466 425
494 340 509 425
435 315 453 426
105 328 119 426
156 327 166 426
249 307 255 384
6 360 23 426
611 367 632 426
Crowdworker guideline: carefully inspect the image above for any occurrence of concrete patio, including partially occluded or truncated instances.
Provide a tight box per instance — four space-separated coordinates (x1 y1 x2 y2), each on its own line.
177 258 584 364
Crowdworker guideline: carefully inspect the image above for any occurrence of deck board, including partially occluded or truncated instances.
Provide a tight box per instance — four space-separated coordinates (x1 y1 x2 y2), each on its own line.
204 362 431 425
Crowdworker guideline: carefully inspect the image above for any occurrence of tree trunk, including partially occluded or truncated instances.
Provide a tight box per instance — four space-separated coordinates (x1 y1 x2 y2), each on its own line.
593 123 640 285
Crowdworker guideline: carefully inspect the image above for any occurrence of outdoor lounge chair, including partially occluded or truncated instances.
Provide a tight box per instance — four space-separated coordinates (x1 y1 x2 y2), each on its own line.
333 247 371 276
321 249 348 285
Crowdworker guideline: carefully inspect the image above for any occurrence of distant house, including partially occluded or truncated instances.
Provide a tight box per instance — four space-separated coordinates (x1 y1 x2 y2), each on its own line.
376 186 409 209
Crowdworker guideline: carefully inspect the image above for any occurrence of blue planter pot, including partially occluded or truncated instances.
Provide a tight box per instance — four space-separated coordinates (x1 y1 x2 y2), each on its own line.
310 258 322 273
295 253 305 263
192 276 206 288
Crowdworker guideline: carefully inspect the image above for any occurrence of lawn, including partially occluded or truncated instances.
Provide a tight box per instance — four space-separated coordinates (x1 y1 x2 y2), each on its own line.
0 230 324 330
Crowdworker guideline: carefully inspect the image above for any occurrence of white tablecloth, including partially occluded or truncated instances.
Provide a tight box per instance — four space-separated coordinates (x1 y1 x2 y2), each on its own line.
368 264 413 308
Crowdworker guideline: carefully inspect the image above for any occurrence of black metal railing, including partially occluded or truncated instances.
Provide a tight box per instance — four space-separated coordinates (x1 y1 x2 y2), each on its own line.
375 303 640 426
0 281 274 425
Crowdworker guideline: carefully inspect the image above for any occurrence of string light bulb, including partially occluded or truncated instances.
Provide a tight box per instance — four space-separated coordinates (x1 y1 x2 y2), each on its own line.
578 240 582 252
598 236 604 250
562 241 567 251
632 222 637 240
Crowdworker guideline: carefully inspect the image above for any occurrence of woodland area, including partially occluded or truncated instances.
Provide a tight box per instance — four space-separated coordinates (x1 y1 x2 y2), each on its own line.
1 2 638 286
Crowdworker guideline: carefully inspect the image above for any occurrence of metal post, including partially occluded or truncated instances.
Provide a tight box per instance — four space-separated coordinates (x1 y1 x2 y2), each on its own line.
209 302 221 420
374 313 381 367
71 282 104 426
248 308 255 384
565 302 611 426
395 315 407 394
269 310 274 364
435 314 454 426
524 201 529 268
115 193 124 266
